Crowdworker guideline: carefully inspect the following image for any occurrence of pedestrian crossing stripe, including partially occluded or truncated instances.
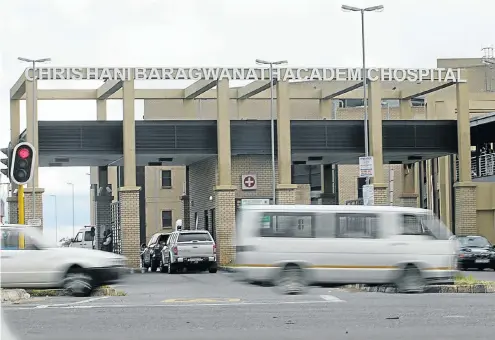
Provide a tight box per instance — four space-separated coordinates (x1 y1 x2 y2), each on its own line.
162 298 241 303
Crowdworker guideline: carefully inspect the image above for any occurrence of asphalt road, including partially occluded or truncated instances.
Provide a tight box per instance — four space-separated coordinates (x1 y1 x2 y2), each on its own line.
3 270 495 340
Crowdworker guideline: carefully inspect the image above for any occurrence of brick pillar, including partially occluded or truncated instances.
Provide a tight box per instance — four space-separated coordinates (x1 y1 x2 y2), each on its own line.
24 188 44 230
276 184 298 204
373 184 389 206
214 187 236 266
119 187 141 269
6 196 18 224
400 194 419 208
95 195 113 249
454 183 477 235
295 184 311 204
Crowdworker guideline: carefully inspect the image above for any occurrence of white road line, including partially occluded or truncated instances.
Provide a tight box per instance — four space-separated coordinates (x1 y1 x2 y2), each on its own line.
34 296 109 309
9 299 343 310
320 295 346 302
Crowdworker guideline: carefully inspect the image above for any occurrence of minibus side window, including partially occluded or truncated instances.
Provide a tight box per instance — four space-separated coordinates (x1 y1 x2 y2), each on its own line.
335 213 379 239
401 214 434 237
258 213 314 238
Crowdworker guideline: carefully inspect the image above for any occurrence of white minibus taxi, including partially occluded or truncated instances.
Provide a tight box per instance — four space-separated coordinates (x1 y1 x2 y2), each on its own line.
234 205 458 294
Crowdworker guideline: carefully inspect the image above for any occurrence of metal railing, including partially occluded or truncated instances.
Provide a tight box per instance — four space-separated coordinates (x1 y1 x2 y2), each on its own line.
455 153 495 181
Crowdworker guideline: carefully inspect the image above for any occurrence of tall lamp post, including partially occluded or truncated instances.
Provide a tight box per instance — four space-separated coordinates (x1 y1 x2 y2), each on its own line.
67 182 75 236
341 5 383 186
17 57 51 224
255 59 288 205
49 195 58 242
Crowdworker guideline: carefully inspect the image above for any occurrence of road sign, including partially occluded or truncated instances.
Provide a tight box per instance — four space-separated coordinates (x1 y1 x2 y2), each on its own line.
27 218 41 226
241 174 257 190
362 184 374 206
359 156 374 178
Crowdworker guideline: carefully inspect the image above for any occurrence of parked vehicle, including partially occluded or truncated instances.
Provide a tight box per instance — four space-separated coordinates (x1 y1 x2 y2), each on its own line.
141 232 170 272
234 205 457 294
456 235 495 271
1 224 127 296
69 226 96 250
161 230 217 274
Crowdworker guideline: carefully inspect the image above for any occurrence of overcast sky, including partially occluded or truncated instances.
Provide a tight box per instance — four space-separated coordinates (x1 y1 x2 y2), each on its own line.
0 0 493 239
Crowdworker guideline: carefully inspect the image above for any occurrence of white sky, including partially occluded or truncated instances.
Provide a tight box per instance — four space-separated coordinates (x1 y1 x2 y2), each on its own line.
0 0 493 238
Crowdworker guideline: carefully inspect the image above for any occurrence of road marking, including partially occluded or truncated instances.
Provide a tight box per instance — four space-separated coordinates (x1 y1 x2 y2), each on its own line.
162 298 241 303
34 296 109 309
320 295 345 302
8 299 343 310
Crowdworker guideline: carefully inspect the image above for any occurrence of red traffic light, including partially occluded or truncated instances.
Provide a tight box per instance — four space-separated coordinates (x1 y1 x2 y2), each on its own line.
17 147 30 159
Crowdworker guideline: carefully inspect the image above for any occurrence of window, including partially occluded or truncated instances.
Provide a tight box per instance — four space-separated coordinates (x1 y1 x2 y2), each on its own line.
161 170 172 188
357 177 366 198
161 210 172 228
336 213 379 239
259 213 314 238
1 229 19 249
178 232 212 242
74 232 83 242
84 232 94 242
401 214 425 235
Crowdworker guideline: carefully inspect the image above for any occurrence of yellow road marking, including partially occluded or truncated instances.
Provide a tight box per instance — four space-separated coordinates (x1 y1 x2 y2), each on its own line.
235 264 453 271
162 298 241 303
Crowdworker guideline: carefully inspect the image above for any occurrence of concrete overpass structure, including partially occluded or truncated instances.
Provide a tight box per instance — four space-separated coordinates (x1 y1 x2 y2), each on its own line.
5 63 495 267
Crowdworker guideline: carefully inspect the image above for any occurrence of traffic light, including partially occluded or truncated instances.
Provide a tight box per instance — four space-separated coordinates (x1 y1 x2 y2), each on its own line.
1 142 13 179
10 142 36 185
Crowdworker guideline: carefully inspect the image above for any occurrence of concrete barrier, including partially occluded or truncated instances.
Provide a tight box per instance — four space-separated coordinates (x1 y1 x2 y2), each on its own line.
0 289 31 303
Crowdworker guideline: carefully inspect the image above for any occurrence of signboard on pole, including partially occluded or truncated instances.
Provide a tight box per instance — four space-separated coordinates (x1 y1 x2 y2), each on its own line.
27 218 41 226
359 156 374 178
362 184 374 206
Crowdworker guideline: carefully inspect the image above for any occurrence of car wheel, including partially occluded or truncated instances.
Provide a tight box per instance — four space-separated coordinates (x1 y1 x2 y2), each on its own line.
275 264 306 295
395 264 425 293
63 267 94 297
209 267 217 273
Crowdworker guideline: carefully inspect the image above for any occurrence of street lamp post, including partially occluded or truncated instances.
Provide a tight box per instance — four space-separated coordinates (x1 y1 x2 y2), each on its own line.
67 183 75 236
255 59 288 205
18 57 51 224
341 5 383 186
49 195 58 242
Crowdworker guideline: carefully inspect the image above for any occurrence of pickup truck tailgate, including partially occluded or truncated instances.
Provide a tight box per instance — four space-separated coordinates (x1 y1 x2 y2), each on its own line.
177 241 214 258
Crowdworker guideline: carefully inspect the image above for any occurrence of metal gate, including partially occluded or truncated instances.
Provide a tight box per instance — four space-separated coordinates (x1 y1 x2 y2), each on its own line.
111 201 122 254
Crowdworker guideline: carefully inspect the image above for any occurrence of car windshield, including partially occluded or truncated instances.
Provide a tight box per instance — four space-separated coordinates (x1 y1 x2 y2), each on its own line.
419 214 453 240
458 236 491 248
178 232 212 242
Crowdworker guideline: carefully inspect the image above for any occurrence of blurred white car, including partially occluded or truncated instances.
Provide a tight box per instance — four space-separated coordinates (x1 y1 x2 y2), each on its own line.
1 224 127 296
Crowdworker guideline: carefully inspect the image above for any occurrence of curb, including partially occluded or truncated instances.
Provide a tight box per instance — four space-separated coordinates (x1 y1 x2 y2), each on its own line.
344 283 495 293
0 289 31 303
26 287 126 297
218 266 237 273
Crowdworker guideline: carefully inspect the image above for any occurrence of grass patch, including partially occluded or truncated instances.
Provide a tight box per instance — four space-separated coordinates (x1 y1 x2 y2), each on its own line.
454 274 492 286
26 289 62 297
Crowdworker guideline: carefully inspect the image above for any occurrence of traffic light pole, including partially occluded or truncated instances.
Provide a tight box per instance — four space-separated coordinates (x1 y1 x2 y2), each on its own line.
18 185 24 224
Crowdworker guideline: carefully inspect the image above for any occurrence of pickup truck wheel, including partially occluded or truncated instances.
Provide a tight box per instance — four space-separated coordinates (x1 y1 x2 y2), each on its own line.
168 258 176 274
64 267 94 297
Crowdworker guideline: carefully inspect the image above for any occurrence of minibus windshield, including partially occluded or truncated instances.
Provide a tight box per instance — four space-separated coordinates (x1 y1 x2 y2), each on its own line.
420 214 453 240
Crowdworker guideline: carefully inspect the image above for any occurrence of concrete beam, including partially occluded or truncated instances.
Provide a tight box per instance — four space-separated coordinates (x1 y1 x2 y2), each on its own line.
337 89 400 100
321 82 362 100
184 79 217 99
401 82 455 100
237 80 274 99
10 73 27 100
97 80 123 100
37 89 97 100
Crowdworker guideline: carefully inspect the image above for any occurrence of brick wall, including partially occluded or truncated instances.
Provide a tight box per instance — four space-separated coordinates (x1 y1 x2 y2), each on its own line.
295 184 311 204
24 188 44 230
119 188 141 268
232 155 278 201
454 184 477 235
6 197 18 224
276 187 297 204
373 185 389 206
95 195 113 248
214 188 236 265
188 157 217 230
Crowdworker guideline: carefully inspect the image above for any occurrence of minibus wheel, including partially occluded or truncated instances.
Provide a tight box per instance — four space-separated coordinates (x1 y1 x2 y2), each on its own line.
275 264 306 295
395 264 425 293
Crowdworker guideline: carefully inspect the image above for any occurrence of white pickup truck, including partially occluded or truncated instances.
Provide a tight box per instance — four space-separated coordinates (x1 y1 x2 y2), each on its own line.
161 230 217 274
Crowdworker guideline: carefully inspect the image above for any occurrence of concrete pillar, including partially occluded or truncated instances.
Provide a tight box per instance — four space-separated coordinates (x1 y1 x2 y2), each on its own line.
25 79 39 187
95 166 113 249
180 166 191 229
439 157 452 228
368 80 387 205
453 81 477 235
8 99 21 218
123 74 136 187
399 99 413 119
214 78 236 266
276 81 298 203
319 99 332 119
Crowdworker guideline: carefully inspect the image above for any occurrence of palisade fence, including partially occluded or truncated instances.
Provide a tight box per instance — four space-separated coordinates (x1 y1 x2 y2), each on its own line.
455 153 495 181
